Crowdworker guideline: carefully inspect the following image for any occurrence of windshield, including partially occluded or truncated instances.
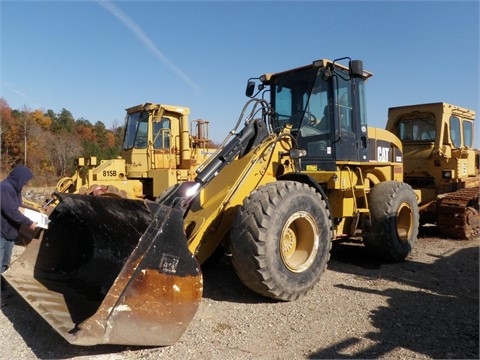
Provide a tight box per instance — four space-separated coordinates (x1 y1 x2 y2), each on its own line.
123 111 149 149
271 66 337 158
397 116 436 142
271 67 322 131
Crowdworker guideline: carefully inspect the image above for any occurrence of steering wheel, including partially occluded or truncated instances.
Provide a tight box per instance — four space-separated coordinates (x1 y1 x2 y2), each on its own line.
291 111 318 126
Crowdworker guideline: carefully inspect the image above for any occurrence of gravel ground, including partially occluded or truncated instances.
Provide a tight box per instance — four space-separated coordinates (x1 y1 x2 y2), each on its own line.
1 224 478 360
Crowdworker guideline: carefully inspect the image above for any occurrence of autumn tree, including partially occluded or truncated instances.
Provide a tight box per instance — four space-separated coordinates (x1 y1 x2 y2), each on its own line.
31 109 52 130
1 99 123 184
49 132 82 177
0 98 18 173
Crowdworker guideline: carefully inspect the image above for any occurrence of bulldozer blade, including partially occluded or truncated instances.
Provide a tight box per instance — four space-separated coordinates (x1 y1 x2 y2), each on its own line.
3 193 203 346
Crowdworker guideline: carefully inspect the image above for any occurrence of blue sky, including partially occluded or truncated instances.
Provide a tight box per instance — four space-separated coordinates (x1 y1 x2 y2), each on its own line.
1 0 479 146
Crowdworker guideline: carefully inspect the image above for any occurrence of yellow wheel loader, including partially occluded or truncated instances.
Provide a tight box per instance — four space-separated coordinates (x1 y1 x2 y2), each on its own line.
386 102 479 240
54 103 216 200
4 58 419 346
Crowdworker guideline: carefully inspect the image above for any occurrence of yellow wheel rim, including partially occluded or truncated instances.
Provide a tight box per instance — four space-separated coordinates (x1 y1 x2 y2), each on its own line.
280 211 319 272
397 202 413 242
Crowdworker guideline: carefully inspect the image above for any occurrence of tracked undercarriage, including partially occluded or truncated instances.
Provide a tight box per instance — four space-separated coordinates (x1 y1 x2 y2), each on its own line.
436 187 480 240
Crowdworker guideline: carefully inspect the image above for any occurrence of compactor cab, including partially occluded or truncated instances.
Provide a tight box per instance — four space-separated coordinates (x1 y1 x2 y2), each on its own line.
121 103 214 197
5 58 419 347
56 103 215 200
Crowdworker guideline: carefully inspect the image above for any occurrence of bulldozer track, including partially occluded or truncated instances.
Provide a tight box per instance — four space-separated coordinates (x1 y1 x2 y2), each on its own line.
436 187 480 240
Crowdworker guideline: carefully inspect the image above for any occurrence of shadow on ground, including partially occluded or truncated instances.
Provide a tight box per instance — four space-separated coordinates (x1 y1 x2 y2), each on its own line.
1 290 146 359
3 229 478 359
1 252 266 359
309 239 479 359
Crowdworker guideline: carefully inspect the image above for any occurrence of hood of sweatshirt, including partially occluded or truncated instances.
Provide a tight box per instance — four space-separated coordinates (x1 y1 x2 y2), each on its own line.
7 165 34 193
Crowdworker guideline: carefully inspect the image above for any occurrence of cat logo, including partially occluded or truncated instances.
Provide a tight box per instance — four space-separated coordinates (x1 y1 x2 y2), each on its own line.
377 146 390 162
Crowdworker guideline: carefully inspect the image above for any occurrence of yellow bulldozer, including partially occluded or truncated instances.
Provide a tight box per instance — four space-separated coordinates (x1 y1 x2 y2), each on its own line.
55 102 216 199
4 58 420 347
386 102 479 240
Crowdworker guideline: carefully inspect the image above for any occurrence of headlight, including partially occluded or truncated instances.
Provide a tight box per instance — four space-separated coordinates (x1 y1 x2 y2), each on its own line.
442 170 453 179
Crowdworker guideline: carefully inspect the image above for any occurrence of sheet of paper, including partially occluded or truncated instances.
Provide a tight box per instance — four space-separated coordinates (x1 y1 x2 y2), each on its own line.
22 208 50 229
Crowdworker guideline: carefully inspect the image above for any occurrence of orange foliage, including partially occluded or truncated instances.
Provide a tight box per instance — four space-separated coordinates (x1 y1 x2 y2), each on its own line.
31 109 52 130
105 132 116 148
75 124 97 142
1 98 121 184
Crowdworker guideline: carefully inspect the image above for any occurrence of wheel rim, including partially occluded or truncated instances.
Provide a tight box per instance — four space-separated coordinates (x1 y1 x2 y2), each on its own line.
280 211 319 272
396 202 413 242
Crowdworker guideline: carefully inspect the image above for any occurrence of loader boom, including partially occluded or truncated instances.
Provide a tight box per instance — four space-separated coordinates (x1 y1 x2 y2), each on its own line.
158 100 271 212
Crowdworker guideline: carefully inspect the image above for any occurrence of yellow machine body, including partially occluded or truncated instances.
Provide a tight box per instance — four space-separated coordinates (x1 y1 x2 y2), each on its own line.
56 103 216 200
5 58 420 346
387 102 479 239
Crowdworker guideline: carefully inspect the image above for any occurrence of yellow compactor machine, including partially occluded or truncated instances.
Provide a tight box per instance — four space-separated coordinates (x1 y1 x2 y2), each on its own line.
55 103 216 200
5 58 419 346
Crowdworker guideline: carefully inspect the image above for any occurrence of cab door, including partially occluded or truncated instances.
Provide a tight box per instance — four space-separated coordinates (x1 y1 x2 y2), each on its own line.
333 76 369 162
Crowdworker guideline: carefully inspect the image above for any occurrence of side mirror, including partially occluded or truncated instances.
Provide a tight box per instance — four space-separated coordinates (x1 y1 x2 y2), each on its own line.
246 80 256 97
350 60 364 78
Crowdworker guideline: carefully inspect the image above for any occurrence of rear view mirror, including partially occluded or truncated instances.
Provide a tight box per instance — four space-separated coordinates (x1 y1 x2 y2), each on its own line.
246 80 256 97
350 60 364 78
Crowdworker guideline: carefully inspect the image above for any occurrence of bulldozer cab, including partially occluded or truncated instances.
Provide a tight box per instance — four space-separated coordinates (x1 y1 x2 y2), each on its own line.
386 102 479 239
386 102 477 186
248 58 373 170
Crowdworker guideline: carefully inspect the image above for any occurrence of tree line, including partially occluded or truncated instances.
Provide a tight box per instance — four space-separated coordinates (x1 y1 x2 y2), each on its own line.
0 98 123 186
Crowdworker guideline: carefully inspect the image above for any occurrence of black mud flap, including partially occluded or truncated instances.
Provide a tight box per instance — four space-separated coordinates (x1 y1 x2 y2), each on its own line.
4 193 203 346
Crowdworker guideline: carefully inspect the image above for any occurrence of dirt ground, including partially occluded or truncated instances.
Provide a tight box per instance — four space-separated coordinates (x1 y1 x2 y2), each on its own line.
1 224 478 360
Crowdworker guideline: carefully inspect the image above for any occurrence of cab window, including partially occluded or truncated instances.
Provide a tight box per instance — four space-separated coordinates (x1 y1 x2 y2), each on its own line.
397 117 436 141
463 121 473 148
123 111 149 149
153 118 171 149
336 77 354 133
450 116 461 148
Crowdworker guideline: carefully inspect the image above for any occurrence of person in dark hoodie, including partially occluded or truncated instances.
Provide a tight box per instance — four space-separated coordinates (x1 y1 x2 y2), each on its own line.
1 165 37 302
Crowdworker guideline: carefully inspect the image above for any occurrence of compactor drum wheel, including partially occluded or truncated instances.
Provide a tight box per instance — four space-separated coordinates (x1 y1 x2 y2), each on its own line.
231 181 332 301
364 181 419 262
56 176 75 192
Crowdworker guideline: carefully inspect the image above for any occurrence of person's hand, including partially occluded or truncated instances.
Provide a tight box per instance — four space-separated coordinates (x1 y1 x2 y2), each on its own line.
28 222 37 231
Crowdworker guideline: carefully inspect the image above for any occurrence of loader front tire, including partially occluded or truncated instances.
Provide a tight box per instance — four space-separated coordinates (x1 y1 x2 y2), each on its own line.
231 181 332 301
364 181 419 262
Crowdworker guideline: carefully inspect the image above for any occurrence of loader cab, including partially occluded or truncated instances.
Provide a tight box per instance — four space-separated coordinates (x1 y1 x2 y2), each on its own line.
261 58 371 170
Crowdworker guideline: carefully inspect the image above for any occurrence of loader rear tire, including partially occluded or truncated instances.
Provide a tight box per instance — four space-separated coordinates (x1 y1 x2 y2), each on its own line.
231 181 332 301
364 181 419 262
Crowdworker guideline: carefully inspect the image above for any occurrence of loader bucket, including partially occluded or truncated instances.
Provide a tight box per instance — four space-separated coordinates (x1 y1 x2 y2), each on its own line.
3 193 203 346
